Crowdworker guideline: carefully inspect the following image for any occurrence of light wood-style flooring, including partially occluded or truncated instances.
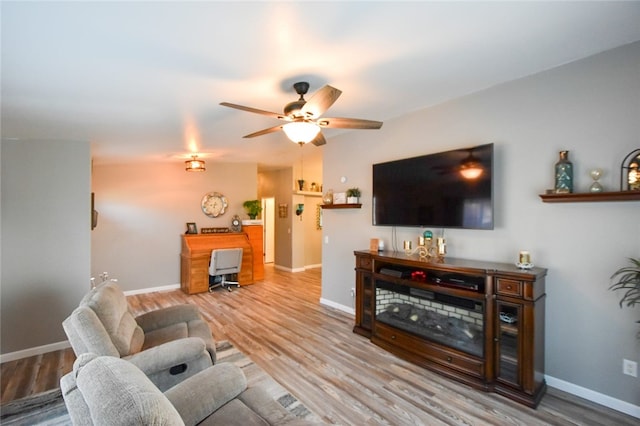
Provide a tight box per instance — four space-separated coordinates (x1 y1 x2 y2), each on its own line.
1 265 637 425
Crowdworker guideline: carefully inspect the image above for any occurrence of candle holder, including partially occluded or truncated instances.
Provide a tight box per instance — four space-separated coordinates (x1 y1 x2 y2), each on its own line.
516 251 534 269
403 240 413 255
589 168 604 193
405 245 430 260
436 238 446 263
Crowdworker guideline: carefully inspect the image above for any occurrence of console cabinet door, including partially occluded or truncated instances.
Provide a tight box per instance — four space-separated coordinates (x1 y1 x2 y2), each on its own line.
354 254 373 337
495 300 522 386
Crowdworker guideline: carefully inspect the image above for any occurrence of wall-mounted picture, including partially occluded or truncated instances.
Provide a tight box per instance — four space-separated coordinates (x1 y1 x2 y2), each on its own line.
279 203 288 219
185 222 198 234
316 204 323 230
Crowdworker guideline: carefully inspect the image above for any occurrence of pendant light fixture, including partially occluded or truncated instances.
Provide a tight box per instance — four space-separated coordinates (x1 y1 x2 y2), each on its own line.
185 155 205 172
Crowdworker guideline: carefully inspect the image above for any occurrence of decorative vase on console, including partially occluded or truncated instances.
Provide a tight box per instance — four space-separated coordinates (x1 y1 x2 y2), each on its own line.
554 150 573 193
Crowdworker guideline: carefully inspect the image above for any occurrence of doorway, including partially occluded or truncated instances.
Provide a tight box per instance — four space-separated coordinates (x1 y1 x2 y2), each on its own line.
262 197 275 263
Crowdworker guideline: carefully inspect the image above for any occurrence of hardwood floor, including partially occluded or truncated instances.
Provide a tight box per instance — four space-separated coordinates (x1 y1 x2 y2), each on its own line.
1 265 637 425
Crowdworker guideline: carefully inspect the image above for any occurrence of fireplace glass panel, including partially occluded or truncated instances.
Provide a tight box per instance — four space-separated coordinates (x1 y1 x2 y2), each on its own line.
375 279 485 357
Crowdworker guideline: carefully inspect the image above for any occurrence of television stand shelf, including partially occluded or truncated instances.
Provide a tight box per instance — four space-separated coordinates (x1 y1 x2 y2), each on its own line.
354 250 547 408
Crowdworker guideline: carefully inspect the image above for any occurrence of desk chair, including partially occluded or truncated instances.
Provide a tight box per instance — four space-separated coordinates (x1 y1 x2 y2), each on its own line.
209 248 243 292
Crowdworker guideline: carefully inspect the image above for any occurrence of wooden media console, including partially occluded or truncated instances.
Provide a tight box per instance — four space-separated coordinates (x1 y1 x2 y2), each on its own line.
354 250 547 407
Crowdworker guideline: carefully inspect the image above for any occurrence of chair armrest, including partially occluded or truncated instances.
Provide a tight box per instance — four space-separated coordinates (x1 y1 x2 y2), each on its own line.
124 337 209 375
165 362 247 425
135 304 202 332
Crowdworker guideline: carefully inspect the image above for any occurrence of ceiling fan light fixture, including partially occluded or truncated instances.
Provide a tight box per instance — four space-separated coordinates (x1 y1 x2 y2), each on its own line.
459 159 483 179
282 122 320 144
185 155 206 172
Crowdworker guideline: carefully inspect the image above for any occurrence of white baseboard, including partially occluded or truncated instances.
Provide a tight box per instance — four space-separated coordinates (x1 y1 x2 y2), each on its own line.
122 283 180 296
4 286 637 419
0 284 181 363
0 340 71 363
545 375 640 419
305 264 322 270
274 264 322 273
318 300 638 418
320 298 355 316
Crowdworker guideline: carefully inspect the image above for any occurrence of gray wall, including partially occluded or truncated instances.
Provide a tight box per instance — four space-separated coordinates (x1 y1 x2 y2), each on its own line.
321 42 640 406
1 139 91 354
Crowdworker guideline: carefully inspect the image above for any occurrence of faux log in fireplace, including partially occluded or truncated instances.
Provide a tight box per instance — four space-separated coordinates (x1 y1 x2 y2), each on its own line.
353 250 547 408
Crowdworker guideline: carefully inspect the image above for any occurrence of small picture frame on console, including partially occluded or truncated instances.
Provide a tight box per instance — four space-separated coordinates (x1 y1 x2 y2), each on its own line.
185 222 198 234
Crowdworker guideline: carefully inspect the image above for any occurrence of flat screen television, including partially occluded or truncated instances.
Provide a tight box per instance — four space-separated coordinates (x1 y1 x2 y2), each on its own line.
372 143 494 229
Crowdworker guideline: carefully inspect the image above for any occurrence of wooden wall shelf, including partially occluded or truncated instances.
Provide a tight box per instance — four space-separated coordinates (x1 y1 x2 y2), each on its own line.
294 191 323 197
320 203 361 209
539 191 640 203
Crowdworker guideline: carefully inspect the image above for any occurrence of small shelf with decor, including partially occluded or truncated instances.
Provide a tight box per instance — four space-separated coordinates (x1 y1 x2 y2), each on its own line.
294 191 323 197
320 203 362 209
539 191 640 203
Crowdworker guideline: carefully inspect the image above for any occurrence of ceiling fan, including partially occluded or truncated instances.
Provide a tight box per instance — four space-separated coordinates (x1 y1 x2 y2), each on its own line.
220 82 383 146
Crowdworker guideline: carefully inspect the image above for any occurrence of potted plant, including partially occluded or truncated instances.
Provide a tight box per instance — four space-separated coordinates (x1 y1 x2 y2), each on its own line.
243 200 263 220
609 257 640 336
346 187 361 204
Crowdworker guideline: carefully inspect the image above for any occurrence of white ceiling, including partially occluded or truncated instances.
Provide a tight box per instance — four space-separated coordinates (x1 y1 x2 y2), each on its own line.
3 1 640 170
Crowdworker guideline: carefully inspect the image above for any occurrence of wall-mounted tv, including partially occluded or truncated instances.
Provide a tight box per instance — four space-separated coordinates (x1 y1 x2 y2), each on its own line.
372 143 494 230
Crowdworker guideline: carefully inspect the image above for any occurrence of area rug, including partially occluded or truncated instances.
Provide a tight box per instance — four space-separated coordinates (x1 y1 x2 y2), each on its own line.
0 340 321 425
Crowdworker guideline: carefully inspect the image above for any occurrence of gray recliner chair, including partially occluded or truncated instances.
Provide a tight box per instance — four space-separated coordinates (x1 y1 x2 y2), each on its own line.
63 281 216 391
61 353 318 425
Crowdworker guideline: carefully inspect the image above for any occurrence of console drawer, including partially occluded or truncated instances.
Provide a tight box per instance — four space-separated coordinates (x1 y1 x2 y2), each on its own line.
374 322 484 379
357 256 372 270
496 278 523 298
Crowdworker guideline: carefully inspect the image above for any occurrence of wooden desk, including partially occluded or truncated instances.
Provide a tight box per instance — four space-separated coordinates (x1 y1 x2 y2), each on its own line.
180 233 254 294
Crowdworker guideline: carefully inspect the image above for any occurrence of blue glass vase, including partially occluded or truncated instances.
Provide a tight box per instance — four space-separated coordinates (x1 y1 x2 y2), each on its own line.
554 150 573 193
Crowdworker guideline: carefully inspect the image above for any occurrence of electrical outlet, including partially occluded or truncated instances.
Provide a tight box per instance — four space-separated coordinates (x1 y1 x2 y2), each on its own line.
623 359 637 377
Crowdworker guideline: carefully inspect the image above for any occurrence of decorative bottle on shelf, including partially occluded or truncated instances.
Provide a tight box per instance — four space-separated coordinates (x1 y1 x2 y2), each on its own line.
322 189 334 205
554 150 573 193
589 168 604 193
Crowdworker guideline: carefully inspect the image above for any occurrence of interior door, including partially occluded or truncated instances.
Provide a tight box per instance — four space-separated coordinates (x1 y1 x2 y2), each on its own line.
262 197 275 263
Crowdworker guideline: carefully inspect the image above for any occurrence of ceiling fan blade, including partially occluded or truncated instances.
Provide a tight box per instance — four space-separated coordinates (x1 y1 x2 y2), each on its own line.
300 85 342 118
243 124 284 138
317 117 383 129
220 102 289 120
311 132 327 147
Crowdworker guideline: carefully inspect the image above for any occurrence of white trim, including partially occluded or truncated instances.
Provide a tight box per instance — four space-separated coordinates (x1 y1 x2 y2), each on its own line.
274 264 322 273
274 264 294 272
546 375 640 419
0 340 70 363
123 283 180 296
305 264 322 270
4 285 637 419
320 298 355 316
0 284 180 363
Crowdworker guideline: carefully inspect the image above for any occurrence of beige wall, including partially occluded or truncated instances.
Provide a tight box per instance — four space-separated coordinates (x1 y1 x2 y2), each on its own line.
259 148 323 271
321 41 640 408
91 161 257 291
